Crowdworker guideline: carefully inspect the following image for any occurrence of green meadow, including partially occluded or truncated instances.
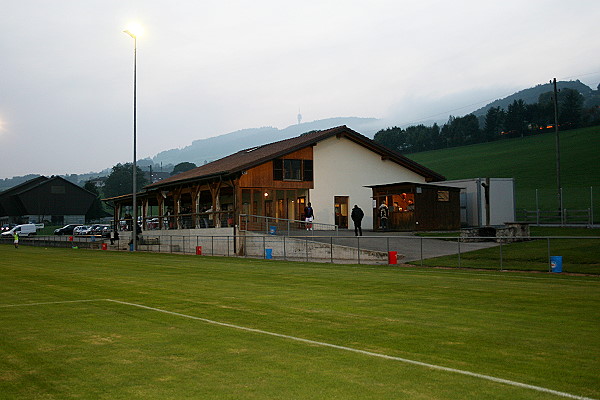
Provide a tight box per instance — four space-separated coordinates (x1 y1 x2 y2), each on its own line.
407 126 600 212
1 245 598 399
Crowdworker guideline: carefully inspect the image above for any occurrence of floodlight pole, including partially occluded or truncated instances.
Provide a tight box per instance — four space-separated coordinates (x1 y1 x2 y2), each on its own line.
125 30 138 251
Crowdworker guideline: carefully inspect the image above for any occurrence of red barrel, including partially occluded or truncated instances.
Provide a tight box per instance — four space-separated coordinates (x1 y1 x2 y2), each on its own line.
102 243 107 250
196 246 202 255
388 251 397 265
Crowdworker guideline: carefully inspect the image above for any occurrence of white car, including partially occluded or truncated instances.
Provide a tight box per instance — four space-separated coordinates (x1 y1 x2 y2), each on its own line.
1 224 37 237
73 226 90 235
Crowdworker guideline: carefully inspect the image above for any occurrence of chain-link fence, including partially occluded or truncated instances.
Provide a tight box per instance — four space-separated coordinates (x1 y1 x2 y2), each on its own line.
3 234 598 275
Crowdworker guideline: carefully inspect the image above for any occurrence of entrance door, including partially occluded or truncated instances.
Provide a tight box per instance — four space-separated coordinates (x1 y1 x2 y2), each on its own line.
334 196 349 229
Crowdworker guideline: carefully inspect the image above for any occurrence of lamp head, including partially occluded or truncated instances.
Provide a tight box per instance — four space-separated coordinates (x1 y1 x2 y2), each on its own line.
123 23 144 38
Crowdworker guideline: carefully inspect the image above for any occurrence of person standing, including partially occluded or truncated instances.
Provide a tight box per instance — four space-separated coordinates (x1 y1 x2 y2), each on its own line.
351 205 364 236
379 201 389 231
304 202 314 230
13 231 19 249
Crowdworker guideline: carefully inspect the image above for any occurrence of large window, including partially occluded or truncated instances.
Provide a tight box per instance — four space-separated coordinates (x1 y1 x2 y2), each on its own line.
284 159 302 180
273 159 313 181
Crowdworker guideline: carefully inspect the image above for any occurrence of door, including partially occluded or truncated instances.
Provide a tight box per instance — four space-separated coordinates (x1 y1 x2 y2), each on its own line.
334 196 349 229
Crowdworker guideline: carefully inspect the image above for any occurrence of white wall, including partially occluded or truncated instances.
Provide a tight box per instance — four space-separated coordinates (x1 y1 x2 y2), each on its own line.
311 136 427 229
437 178 515 227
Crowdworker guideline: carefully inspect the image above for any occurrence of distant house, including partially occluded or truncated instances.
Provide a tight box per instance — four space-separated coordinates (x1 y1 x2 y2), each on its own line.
0 176 96 225
105 126 444 231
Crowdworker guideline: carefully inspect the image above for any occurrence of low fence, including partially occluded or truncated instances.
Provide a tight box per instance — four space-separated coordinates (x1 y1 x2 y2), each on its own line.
516 209 593 226
3 234 599 274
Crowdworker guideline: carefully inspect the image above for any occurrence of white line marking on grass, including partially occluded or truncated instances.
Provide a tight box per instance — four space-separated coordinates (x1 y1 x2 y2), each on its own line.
0 299 106 308
105 299 596 400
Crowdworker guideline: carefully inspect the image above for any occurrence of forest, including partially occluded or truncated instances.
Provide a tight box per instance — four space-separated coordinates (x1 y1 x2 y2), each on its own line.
374 85 600 154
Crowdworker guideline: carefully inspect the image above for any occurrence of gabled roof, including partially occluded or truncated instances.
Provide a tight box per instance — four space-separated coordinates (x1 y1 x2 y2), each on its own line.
146 126 444 190
0 176 48 197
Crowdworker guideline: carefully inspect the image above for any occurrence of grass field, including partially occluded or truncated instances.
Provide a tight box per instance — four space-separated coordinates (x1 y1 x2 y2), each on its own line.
406 126 600 212
1 245 599 399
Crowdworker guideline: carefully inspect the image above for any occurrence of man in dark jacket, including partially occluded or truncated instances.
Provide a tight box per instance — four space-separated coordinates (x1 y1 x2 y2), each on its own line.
351 205 364 236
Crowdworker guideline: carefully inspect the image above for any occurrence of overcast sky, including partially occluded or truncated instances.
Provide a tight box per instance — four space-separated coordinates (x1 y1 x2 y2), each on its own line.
1 0 599 179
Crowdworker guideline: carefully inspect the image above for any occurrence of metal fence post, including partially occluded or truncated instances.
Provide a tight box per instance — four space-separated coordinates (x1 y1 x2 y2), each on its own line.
263 235 266 259
499 241 503 271
457 237 461 268
212 236 214 256
357 236 360 264
420 236 423 268
330 236 333 264
547 237 551 272
283 236 287 261
305 237 309 262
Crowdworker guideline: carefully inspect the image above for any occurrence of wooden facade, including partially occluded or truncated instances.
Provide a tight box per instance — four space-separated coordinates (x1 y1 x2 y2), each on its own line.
108 146 314 231
369 182 461 231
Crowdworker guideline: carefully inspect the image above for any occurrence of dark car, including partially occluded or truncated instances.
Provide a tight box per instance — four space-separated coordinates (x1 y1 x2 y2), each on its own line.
54 224 82 235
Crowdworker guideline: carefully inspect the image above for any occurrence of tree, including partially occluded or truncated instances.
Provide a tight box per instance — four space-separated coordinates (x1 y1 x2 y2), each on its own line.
171 162 197 176
559 88 584 127
103 163 149 198
504 99 527 137
441 114 480 147
83 180 109 221
483 107 505 141
373 127 407 152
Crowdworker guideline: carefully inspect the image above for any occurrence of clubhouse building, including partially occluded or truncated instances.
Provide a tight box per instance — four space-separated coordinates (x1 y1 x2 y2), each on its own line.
105 126 455 232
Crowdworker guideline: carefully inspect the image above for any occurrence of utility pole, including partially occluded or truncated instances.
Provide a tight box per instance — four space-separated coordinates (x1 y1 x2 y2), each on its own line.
551 78 561 219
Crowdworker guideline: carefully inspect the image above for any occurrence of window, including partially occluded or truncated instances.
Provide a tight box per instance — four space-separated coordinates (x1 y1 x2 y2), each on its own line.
284 159 302 180
437 190 450 202
273 158 313 181
51 185 66 194
303 160 313 181
273 159 283 180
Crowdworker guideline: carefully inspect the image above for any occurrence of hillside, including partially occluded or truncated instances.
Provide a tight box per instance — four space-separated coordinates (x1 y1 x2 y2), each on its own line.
471 80 597 118
150 117 383 166
406 126 600 211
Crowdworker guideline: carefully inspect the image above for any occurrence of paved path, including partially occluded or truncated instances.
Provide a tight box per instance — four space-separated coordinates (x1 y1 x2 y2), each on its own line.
296 229 499 262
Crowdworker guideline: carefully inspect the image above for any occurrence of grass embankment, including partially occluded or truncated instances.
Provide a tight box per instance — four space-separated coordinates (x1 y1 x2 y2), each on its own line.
414 227 600 274
1 246 598 399
406 126 600 211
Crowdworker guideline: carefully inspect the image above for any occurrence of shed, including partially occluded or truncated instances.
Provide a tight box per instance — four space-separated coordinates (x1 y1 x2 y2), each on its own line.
368 182 461 231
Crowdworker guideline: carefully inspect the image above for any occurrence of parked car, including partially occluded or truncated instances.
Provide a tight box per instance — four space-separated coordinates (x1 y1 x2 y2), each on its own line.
54 224 82 235
73 226 90 236
90 224 109 235
1 224 37 237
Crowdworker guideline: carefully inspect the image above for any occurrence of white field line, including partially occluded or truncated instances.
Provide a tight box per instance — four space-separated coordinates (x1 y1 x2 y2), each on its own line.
105 299 596 400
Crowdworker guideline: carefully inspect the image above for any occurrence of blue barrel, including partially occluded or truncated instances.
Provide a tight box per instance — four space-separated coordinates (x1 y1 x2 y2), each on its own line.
265 248 273 259
550 256 562 273
269 226 277 235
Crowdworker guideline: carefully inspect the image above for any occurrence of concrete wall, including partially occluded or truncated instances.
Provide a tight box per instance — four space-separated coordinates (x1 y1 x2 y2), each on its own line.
240 232 389 264
121 229 390 264
311 136 427 229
